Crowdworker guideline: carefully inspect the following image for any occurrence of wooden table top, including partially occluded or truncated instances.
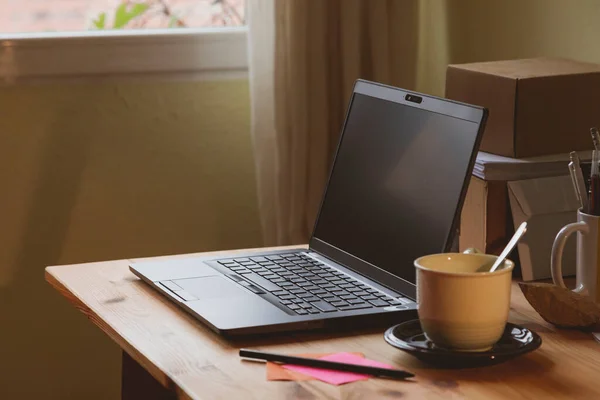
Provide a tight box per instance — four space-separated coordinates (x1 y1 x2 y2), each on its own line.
45 246 600 400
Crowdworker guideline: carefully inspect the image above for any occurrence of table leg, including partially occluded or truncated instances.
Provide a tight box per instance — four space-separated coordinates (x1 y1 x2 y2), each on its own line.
121 351 176 400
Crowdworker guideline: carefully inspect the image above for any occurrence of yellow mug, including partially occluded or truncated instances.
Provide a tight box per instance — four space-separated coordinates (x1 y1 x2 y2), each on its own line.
415 253 514 351
551 209 600 303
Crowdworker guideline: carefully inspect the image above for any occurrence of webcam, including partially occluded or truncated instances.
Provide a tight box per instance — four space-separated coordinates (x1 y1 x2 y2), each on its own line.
405 94 423 104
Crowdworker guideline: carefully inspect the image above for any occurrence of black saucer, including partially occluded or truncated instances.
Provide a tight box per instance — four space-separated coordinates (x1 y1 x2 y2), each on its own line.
384 320 542 368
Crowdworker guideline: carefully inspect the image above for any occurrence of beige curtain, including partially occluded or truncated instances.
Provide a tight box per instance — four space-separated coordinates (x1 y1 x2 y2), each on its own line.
248 0 447 246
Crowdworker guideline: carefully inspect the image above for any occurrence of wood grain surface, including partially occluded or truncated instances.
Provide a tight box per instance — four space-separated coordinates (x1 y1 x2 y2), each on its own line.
45 246 600 400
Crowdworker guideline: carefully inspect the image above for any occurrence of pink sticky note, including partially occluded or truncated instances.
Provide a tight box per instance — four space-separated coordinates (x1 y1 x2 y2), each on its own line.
282 352 395 385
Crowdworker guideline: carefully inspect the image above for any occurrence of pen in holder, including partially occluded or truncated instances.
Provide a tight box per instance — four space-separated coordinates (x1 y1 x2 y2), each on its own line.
569 152 590 213
524 137 600 329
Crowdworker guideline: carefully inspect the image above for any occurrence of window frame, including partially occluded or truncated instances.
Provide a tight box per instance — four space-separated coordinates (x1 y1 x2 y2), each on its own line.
0 27 248 84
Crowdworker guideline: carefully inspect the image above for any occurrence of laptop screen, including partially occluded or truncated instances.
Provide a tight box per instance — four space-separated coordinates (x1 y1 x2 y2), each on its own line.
312 89 482 286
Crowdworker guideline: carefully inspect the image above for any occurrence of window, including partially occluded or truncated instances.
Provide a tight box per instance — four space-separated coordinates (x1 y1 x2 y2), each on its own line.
0 0 245 33
0 1 248 83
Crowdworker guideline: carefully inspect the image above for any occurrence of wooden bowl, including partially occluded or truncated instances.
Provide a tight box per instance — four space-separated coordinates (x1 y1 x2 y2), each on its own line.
518 282 600 329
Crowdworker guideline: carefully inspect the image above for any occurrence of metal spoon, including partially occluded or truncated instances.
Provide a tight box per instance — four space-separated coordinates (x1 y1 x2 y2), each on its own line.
487 222 528 272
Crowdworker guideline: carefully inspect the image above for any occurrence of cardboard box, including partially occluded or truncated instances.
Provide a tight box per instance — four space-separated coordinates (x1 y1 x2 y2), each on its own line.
507 175 578 281
446 58 600 158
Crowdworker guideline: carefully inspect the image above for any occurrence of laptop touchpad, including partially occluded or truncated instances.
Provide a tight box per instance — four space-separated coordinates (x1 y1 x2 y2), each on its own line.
174 276 249 299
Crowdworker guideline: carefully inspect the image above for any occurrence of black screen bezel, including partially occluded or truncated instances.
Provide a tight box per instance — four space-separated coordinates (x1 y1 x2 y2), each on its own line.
308 80 488 300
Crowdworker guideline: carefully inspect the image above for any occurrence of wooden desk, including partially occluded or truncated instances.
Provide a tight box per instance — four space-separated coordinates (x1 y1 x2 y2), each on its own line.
46 247 600 400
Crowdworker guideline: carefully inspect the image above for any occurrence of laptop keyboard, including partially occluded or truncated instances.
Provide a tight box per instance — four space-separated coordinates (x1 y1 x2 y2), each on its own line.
216 252 411 316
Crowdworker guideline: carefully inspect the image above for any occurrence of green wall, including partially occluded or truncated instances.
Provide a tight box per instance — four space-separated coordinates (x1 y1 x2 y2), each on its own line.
419 0 600 96
0 79 262 399
447 0 600 65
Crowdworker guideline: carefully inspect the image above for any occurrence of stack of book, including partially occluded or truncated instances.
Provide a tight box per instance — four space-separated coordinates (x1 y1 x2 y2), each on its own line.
472 151 592 181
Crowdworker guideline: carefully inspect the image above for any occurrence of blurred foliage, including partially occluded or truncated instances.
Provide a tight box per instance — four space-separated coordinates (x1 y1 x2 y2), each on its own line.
91 0 244 30
93 3 149 29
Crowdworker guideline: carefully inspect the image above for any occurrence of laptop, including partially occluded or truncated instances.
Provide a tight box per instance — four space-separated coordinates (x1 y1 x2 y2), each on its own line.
130 80 488 336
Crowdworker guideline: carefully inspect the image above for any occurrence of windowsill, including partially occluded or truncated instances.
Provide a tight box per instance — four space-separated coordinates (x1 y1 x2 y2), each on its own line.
0 27 248 85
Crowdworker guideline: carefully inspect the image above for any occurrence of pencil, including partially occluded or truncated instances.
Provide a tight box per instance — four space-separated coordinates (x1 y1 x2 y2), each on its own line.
569 162 583 208
591 127 600 151
239 349 414 380
590 150 600 216
570 152 589 212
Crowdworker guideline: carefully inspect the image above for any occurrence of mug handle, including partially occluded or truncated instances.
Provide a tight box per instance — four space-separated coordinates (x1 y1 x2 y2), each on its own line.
551 221 588 289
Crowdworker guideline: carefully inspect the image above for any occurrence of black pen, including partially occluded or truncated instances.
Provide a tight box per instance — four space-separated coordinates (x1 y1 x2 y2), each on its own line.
239 348 414 380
